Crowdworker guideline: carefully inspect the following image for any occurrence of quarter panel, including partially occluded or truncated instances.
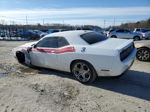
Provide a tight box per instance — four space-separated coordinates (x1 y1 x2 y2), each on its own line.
57 46 116 76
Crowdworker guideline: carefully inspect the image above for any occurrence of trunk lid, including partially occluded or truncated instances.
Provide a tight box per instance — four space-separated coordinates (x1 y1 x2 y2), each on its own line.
92 38 133 51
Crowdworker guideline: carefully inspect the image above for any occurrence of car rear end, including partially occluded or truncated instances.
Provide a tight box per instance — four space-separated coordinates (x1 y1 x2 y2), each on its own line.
90 38 136 77
142 31 150 39
106 29 115 37
110 41 136 76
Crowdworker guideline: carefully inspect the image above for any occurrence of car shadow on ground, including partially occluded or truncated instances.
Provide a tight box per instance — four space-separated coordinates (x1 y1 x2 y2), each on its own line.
30 66 150 101
37 67 74 79
91 70 150 101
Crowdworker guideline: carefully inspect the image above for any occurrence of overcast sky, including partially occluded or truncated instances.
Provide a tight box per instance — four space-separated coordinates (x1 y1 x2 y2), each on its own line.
0 0 150 27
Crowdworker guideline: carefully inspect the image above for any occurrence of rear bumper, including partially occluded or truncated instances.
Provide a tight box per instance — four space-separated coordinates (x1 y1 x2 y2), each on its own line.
96 48 136 77
111 48 136 76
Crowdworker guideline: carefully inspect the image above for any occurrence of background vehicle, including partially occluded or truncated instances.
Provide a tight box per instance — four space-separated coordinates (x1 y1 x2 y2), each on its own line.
134 28 150 39
12 30 136 83
144 31 150 39
135 40 150 61
19 30 40 40
109 29 142 41
33 30 48 38
134 28 150 33
47 29 62 34
105 29 116 37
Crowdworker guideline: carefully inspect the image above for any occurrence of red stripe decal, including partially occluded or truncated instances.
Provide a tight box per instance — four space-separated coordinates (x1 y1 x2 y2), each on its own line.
32 46 75 54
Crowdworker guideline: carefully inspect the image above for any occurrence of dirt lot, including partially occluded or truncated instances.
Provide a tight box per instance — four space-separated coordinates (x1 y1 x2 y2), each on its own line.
0 41 150 112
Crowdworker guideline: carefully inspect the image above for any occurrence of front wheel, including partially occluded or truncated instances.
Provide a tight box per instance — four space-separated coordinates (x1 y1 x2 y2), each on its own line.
71 61 97 83
16 52 25 63
136 48 150 61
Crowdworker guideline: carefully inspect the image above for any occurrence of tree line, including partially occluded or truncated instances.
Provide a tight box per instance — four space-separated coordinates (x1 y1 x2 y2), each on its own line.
0 18 149 31
0 23 102 31
119 18 150 30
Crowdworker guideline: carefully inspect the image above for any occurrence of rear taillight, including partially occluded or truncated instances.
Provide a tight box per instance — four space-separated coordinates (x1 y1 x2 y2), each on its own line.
107 32 110 36
120 43 134 61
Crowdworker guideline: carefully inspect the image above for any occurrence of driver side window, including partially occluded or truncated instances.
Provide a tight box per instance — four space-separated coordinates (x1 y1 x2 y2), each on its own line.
36 37 58 48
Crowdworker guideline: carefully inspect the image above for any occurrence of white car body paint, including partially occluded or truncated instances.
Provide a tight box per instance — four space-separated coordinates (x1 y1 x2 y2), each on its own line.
12 30 136 77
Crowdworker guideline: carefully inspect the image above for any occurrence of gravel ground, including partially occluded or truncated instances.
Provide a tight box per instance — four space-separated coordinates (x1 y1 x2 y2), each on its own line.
0 41 150 112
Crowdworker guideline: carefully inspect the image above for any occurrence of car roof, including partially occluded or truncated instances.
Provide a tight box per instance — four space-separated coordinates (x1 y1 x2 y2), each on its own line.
44 30 93 45
45 30 91 37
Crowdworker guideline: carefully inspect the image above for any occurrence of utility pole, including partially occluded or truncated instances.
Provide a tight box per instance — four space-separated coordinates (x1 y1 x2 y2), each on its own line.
12 21 15 25
113 17 115 26
26 16 28 25
104 19 106 29
1 19 5 25
62 20 64 28
43 19 45 26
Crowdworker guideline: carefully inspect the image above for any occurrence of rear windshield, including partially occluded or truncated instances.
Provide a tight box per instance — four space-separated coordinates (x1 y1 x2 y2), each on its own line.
80 32 107 44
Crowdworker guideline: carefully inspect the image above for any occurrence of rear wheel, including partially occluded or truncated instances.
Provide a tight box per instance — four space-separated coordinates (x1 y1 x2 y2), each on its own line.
136 48 150 61
111 35 117 38
134 36 140 41
71 61 97 83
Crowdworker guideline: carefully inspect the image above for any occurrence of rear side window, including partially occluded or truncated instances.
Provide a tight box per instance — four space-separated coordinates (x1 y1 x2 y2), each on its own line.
124 29 130 33
141 29 150 33
116 29 124 33
58 37 69 47
81 32 107 44
136 29 140 32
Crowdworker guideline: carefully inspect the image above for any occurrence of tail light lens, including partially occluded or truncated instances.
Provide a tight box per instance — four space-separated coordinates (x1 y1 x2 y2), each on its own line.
120 43 134 61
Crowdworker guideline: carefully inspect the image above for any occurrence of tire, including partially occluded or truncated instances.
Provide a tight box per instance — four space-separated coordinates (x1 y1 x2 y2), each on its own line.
134 36 140 41
71 61 97 83
111 35 117 38
136 48 150 61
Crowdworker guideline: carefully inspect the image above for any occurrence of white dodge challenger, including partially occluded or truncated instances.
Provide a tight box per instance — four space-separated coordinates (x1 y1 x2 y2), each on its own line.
12 30 136 83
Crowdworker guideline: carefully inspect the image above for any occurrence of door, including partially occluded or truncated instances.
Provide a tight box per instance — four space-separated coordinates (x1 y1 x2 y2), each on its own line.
29 37 59 69
116 29 125 38
124 29 132 39
56 37 73 71
116 29 130 39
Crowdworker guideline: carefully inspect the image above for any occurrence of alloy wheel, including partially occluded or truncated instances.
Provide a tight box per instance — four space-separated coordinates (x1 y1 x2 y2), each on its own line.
72 62 92 83
136 48 150 61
